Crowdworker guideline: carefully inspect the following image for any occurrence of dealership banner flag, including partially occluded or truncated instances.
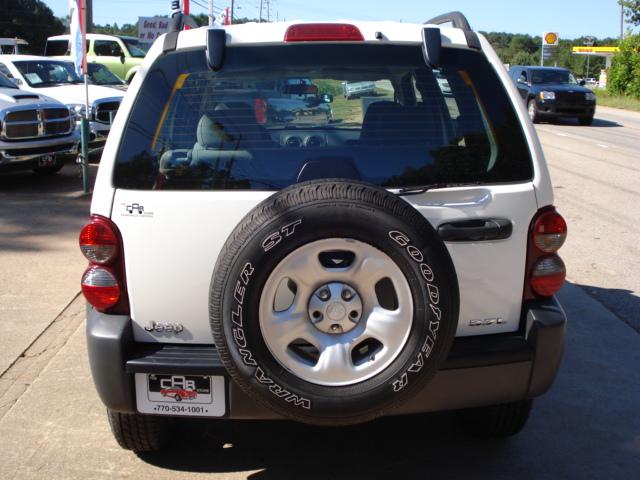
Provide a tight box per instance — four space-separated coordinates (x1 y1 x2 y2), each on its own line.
69 0 86 76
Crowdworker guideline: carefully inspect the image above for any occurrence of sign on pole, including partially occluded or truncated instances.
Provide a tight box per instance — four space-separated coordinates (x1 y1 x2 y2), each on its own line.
541 31 559 66
138 17 171 42
542 32 559 46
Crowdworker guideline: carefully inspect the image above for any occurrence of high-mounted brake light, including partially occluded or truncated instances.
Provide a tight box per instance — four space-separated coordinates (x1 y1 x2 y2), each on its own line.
524 207 567 299
284 24 364 42
255 98 267 125
79 215 129 314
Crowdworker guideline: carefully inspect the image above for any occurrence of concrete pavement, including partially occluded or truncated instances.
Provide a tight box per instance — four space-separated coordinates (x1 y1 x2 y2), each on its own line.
0 165 96 375
0 283 638 479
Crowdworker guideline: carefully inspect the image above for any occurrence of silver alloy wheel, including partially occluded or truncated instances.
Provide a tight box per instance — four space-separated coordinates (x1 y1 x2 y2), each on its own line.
259 238 413 387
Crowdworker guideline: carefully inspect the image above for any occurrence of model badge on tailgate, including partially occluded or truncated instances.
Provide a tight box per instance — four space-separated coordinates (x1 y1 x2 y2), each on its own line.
469 317 505 327
144 321 184 333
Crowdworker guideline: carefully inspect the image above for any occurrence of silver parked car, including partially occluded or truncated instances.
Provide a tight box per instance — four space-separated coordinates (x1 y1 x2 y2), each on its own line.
343 81 377 99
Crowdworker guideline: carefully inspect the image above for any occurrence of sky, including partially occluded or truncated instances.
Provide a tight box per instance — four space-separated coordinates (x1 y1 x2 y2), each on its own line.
43 0 634 40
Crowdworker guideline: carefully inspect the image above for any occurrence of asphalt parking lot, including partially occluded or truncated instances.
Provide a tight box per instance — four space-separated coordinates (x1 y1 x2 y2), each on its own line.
0 106 639 478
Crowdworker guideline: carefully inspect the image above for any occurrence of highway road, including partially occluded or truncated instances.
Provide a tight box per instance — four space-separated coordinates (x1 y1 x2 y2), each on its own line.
0 106 638 478
535 106 640 331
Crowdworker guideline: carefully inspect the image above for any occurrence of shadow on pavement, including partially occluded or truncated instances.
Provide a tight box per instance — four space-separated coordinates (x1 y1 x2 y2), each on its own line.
577 283 640 333
549 117 621 128
139 413 519 479
0 164 95 252
0 163 94 194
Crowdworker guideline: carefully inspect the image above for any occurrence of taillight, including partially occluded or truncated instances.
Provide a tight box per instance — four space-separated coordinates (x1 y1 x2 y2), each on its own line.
79 215 129 314
79 218 118 264
255 98 267 125
530 256 566 296
524 207 567 299
284 24 364 42
533 210 567 253
81 267 120 310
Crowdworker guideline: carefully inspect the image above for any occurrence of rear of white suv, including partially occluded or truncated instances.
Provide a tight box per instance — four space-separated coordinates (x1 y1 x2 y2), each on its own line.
81 13 567 452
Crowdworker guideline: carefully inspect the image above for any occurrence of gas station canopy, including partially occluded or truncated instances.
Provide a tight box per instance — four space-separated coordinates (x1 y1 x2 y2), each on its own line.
572 46 619 68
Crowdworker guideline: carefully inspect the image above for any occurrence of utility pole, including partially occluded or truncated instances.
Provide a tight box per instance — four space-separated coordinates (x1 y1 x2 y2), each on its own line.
208 0 214 25
260 0 264 22
267 0 270 22
620 2 624 39
85 0 93 33
584 36 595 79
230 0 234 24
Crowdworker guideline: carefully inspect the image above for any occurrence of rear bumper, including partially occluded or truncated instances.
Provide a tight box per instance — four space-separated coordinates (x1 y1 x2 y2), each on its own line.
86 297 566 418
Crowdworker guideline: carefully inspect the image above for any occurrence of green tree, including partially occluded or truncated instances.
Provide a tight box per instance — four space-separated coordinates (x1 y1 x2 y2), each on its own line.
0 0 65 54
608 33 640 97
619 1 640 26
191 14 260 26
93 23 137 37
510 51 537 66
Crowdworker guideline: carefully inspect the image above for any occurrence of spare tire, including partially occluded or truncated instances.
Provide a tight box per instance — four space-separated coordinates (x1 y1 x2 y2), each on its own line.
209 180 459 425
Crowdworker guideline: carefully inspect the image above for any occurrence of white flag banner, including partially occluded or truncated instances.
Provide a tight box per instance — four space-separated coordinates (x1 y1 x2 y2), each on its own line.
69 0 83 76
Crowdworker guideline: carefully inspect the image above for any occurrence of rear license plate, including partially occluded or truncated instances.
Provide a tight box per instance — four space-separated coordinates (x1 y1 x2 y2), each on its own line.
135 373 226 417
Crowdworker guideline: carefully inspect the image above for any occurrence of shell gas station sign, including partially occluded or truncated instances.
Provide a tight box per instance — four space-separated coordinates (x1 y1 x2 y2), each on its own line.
572 46 619 55
543 32 559 46
541 32 559 64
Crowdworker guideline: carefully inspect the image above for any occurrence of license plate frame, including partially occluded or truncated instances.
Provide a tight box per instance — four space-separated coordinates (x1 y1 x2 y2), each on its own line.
37 154 56 167
135 373 226 417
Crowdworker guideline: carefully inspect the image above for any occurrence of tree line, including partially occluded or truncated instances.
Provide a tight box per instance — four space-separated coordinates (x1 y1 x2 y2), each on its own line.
2 1 639 98
481 32 618 76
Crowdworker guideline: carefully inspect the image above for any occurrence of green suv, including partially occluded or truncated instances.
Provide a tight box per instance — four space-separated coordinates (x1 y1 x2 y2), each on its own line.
45 33 148 83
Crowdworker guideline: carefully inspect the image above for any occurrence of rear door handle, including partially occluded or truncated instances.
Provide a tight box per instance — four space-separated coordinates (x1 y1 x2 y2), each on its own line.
437 218 512 242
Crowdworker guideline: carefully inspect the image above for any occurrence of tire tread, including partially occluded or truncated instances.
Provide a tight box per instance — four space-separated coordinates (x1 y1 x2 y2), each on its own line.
457 399 533 437
107 409 170 452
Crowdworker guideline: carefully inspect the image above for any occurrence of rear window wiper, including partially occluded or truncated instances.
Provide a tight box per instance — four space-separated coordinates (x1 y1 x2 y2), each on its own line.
396 181 482 196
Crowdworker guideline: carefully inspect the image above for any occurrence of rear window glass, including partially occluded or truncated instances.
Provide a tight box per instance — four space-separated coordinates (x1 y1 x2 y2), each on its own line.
530 69 578 85
114 44 532 190
45 40 69 56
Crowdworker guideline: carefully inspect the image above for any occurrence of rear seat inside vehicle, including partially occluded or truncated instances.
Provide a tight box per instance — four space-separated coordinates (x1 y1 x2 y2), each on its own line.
157 99 465 188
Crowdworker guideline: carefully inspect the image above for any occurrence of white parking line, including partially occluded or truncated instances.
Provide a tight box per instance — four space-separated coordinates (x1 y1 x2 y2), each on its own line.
596 144 610 149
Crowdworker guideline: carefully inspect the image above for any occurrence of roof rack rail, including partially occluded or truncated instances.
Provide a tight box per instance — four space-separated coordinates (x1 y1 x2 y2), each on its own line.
424 11 481 51
425 11 472 31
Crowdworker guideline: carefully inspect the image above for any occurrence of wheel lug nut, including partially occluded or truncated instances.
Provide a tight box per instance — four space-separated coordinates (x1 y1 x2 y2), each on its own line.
330 324 342 333
341 289 353 301
318 288 331 301
312 311 322 322
349 310 358 319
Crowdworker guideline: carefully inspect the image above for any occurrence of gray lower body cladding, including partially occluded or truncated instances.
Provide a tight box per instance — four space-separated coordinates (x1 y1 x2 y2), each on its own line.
86 297 566 418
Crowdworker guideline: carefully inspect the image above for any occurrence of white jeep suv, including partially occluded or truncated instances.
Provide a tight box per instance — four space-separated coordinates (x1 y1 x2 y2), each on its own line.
80 12 568 452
